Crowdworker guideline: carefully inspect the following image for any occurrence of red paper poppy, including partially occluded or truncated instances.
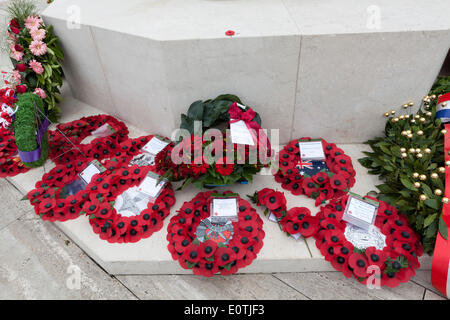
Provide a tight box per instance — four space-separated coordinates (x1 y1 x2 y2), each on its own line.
348 253 369 278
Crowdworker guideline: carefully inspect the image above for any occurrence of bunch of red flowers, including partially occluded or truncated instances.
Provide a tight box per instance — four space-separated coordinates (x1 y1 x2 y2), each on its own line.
86 164 175 243
314 195 423 288
48 115 129 165
0 127 29 178
274 138 356 205
167 191 265 276
250 188 320 238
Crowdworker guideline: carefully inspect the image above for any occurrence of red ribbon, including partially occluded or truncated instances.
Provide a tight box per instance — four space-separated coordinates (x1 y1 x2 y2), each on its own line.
228 102 272 155
431 123 450 298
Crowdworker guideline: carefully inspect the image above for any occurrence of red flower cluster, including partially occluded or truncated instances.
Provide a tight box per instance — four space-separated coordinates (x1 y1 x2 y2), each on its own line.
48 115 129 165
274 138 356 205
167 191 265 276
0 127 29 178
314 195 423 288
86 164 175 243
251 188 320 238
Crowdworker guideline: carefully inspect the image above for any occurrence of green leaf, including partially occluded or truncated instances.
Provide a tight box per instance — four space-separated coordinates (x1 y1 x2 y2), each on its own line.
439 216 448 240
424 199 440 210
424 213 438 227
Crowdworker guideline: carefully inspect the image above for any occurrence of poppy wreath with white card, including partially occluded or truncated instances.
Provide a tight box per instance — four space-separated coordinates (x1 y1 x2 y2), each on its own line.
314 194 423 288
48 114 129 165
157 94 271 189
248 188 320 239
274 137 356 205
26 157 119 222
167 191 265 276
85 163 175 244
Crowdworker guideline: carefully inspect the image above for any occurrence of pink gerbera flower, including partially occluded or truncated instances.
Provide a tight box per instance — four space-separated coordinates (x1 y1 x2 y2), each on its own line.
29 40 47 56
29 59 44 74
30 28 46 41
25 15 43 30
12 50 24 61
34 88 46 99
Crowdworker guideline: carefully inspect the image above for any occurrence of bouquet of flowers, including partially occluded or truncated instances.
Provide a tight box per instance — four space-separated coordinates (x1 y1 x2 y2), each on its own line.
5 0 64 121
155 95 272 189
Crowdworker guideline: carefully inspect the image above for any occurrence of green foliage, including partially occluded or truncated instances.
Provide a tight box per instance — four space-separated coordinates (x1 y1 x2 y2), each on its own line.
4 0 37 25
180 94 261 136
358 76 450 254
13 92 48 168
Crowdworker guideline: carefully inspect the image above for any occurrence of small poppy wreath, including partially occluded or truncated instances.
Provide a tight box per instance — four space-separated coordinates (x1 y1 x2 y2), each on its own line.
48 114 129 165
85 164 175 244
0 128 29 178
26 157 119 222
274 137 356 205
314 195 424 288
249 188 320 238
166 191 265 276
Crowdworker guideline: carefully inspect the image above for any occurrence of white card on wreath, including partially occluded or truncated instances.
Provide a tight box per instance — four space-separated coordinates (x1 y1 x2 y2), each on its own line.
91 123 115 137
298 140 325 161
230 120 255 146
79 161 106 184
137 174 166 199
236 102 247 110
114 186 151 217
342 195 378 230
142 137 169 155
212 198 238 220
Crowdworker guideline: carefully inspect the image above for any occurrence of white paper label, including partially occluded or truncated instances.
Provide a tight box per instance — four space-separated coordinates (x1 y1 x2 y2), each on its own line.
137 174 166 198
114 186 150 217
268 212 278 222
142 137 169 155
79 161 105 184
91 123 115 137
343 196 378 230
129 153 156 167
212 198 238 219
230 120 255 146
298 140 325 161
344 224 386 250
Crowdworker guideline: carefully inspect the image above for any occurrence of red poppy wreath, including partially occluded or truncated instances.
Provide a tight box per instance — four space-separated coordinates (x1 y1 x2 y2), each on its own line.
166 191 265 276
26 157 120 222
48 114 129 165
274 138 356 205
249 188 320 238
314 195 423 288
0 127 29 178
85 164 176 243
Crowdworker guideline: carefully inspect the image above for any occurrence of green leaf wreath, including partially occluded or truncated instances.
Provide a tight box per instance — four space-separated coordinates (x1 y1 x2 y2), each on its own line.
359 76 450 254
13 92 49 168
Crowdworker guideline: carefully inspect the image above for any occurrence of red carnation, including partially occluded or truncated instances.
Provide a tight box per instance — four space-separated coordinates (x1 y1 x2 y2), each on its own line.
16 84 27 93
14 44 23 52
10 26 20 35
215 157 234 176
9 19 20 29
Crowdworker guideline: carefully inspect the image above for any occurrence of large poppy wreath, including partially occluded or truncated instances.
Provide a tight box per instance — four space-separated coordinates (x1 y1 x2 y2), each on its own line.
85 164 176 244
249 188 320 238
48 114 129 165
314 195 424 288
274 137 356 205
26 157 120 222
0 127 29 178
166 191 265 276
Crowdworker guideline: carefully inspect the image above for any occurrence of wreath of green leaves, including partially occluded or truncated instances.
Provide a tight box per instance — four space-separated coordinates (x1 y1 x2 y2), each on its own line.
13 92 48 168
180 94 261 135
359 76 450 254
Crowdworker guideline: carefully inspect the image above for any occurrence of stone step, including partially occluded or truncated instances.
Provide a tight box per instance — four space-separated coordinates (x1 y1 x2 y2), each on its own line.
41 0 450 145
6 95 433 274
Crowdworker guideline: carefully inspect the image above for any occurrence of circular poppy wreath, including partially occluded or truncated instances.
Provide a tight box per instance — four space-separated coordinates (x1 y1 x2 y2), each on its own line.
314 195 424 288
26 157 120 222
48 114 129 165
0 127 29 178
274 137 356 205
85 164 176 244
249 188 320 238
166 191 265 276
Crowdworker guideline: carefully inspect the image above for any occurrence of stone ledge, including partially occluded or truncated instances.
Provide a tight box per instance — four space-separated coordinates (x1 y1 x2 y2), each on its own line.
7 95 433 274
